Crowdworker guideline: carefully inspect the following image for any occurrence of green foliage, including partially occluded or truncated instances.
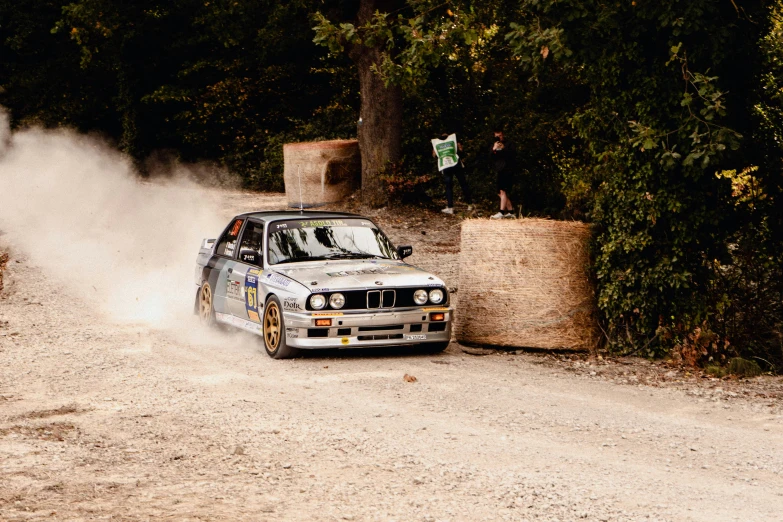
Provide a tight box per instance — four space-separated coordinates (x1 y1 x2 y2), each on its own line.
314 2 483 89
2 0 358 186
727 357 763 378
0 0 115 130
705 365 728 378
505 0 782 369
385 3 580 214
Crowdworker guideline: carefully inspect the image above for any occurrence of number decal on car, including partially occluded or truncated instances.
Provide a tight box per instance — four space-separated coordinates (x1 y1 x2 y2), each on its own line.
245 268 262 322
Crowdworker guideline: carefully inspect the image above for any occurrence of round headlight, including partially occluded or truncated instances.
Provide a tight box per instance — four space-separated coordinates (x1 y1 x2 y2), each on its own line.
413 289 428 305
329 293 345 309
310 294 326 310
428 288 444 304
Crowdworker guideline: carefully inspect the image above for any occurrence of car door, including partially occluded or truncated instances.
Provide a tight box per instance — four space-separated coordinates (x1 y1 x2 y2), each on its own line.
211 217 244 316
227 219 265 322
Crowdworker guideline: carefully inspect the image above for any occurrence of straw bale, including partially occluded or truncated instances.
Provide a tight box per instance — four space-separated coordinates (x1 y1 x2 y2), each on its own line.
456 218 598 350
283 140 361 208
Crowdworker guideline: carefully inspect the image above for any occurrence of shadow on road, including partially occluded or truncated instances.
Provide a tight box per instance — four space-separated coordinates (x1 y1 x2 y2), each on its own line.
294 344 451 360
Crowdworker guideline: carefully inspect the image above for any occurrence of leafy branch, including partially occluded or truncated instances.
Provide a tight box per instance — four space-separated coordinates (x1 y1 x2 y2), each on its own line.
504 18 570 75
629 43 741 170
313 3 483 88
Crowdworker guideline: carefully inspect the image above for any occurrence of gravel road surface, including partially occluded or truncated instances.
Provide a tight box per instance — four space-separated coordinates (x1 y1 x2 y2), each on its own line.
1 190 782 522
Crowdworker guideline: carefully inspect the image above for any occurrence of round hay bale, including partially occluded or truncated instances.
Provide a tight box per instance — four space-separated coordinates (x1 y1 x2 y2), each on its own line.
456 218 599 351
283 140 361 208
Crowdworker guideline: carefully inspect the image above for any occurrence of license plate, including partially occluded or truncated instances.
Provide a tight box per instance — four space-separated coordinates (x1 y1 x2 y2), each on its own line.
406 334 427 341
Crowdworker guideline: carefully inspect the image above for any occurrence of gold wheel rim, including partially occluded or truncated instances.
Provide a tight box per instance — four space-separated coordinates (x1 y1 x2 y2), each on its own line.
199 284 212 321
264 302 281 352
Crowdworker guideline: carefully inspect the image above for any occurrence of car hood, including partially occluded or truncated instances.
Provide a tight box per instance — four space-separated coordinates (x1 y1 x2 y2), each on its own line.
271 259 445 290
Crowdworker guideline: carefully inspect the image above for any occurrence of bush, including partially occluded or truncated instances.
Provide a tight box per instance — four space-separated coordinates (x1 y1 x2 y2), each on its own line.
727 357 763 378
705 365 728 378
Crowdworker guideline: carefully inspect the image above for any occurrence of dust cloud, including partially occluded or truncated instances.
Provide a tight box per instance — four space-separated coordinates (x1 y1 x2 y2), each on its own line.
0 107 231 329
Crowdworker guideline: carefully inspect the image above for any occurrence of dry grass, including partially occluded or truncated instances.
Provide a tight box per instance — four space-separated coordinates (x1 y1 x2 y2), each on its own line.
283 140 361 208
455 218 599 351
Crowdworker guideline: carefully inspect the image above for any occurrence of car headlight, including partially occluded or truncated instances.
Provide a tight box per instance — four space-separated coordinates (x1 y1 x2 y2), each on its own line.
310 294 326 310
428 288 444 304
413 289 428 305
329 293 345 309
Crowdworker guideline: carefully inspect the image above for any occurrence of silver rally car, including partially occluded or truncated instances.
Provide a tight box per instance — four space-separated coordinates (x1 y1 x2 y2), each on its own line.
194 211 452 358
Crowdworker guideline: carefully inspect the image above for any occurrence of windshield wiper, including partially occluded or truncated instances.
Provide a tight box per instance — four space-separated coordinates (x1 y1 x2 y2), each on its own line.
324 252 387 260
275 255 329 264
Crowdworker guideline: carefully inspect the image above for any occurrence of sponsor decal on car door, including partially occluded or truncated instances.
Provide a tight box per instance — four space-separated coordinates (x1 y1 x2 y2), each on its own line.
225 262 250 319
245 268 262 322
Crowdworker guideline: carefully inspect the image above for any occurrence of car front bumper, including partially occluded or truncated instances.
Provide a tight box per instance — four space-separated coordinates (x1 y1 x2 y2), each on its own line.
282 307 452 349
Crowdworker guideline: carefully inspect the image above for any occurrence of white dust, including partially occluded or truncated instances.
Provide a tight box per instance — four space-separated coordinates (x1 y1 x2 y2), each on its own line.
0 107 232 330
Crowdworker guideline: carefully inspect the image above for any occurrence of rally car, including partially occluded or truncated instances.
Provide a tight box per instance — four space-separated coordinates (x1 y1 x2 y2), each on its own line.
194 211 452 358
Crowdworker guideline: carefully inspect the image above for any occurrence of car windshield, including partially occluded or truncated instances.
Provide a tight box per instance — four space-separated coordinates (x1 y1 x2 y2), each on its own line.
267 218 398 265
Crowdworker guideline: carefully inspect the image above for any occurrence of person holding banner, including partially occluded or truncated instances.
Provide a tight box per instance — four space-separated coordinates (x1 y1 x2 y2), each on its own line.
431 133 473 215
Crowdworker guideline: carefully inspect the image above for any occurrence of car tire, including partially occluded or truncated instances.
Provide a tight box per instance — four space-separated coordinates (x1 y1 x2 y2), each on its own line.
262 296 297 359
422 341 450 353
198 282 217 327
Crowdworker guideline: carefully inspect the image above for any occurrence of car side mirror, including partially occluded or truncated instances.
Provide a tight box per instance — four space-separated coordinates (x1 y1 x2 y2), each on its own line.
396 245 413 259
239 248 261 266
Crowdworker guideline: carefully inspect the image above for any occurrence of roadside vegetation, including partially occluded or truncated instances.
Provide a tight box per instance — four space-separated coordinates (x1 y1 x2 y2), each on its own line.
2 0 782 372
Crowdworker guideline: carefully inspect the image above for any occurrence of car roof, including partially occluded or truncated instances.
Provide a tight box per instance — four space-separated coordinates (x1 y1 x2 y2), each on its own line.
236 210 367 222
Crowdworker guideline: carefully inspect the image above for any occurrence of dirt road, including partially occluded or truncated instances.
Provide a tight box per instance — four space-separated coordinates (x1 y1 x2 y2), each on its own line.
1 191 782 521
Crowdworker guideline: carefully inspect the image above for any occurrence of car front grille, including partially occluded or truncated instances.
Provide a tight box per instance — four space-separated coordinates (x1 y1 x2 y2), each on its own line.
366 289 396 308
305 287 447 311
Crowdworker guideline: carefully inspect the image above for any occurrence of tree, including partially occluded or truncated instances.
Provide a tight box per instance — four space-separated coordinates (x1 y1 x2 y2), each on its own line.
314 0 406 206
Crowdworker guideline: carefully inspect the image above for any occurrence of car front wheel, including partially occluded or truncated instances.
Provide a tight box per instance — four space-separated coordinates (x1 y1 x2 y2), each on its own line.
262 296 297 359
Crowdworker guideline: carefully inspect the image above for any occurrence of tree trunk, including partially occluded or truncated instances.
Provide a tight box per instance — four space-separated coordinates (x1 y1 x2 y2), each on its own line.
350 0 404 207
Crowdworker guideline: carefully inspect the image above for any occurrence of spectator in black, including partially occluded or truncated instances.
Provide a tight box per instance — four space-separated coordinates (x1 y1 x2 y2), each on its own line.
432 133 473 215
490 129 516 219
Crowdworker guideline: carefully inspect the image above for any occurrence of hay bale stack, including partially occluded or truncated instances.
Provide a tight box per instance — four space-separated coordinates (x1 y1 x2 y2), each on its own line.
283 140 361 208
456 219 598 350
